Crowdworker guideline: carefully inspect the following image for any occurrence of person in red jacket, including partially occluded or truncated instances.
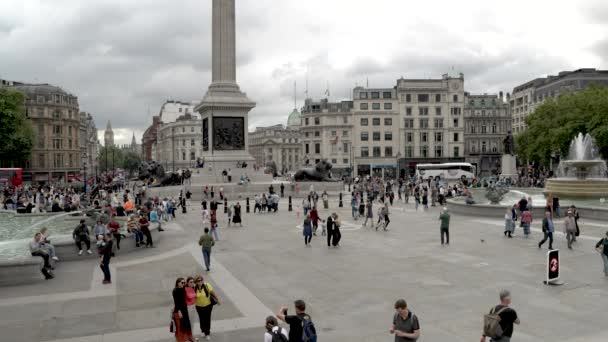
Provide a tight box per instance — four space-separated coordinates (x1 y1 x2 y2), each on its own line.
138 214 153 248
107 215 122 249
310 206 320 236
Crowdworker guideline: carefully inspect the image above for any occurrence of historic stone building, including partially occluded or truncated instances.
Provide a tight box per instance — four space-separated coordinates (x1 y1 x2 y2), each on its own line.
396 74 466 177
300 98 354 177
511 68 608 134
79 112 99 180
159 100 197 124
156 113 203 171
10 83 84 183
464 93 511 177
248 124 302 173
119 133 141 157
351 87 399 178
142 116 161 161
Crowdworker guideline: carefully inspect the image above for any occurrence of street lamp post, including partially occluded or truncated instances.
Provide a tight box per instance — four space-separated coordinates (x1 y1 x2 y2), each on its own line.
83 153 88 194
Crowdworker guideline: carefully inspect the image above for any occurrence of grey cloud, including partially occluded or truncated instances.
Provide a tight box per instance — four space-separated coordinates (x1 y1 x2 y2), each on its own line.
591 38 608 64
582 1 608 24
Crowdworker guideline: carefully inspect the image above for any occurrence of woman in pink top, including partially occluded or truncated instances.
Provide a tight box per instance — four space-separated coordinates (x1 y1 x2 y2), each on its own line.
184 277 198 341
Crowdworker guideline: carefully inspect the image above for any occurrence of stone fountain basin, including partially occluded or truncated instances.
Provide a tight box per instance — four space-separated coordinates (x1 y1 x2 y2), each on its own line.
545 178 608 198
560 160 605 168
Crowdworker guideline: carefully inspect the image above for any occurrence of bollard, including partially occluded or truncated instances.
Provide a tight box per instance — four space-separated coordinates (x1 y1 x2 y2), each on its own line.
224 198 228 213
339 192 343 207
288 196 293 211
246 197 250 213
348 183 351 192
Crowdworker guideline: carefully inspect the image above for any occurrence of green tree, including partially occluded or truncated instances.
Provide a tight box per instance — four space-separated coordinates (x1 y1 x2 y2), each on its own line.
97 145 124 172
122 151 141 177
0 88 34 167
516 84 608 165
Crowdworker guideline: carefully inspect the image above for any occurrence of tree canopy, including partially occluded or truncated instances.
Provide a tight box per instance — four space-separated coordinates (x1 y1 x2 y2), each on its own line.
516 84 608 165
0 88 34 167
97 145 124 172
97 146 141 176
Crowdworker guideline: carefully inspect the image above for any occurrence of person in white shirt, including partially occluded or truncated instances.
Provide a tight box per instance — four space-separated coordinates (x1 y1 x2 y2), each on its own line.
263 316 287 342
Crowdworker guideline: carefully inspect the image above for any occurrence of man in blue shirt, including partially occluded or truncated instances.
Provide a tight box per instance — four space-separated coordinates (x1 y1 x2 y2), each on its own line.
538 211 554 250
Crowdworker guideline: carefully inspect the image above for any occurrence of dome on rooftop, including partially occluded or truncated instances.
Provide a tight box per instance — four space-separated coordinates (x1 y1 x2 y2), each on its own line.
13 84 70 97
287 109 301 127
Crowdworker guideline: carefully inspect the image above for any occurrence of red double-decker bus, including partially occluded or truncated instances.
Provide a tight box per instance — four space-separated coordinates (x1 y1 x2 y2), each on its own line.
0 168 23 187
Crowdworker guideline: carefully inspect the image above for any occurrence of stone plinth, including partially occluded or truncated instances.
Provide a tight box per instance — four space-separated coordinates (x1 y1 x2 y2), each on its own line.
500 154 517 179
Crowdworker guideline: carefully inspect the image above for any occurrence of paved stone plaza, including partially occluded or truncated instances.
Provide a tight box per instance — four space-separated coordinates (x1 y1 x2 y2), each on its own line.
0 196 607 341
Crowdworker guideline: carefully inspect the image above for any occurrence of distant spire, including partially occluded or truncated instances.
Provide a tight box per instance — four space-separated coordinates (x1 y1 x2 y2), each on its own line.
106 120 112 131
131 132 136 146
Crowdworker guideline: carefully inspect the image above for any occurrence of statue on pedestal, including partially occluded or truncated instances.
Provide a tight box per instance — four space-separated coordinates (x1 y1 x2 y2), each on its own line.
503 131 515 156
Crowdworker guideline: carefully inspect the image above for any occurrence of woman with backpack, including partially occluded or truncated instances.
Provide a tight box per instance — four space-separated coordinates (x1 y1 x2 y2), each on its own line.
264 316 288 342
194 275 221 340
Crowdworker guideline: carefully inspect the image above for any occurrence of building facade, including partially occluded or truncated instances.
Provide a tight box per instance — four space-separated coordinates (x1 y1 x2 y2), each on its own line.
300 98 354 177
159 100 197 124
142 116 161 161
396 74 466 177
156 113 203 171
464 93 511 177
79 112 99 180
11 83 83 183
511 68 608 134
119 133 141 156
248 124 301 173
351 88 399 178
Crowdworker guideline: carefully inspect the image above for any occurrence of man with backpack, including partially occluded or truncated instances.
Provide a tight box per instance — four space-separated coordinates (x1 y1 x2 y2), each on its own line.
390 299 420 341
264 316 288 342
276 300 317 342
481 289 519 342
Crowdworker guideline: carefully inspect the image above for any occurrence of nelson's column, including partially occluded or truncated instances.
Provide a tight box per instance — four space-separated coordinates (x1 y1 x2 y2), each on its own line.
195 0 256 170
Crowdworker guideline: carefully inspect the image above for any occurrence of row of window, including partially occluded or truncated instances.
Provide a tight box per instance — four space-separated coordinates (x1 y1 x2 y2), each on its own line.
304 130 348 138
35 94 77 106
361 118 392 126
359 102 393 110
469 142 499 153
404 132 459 143
304 142 349 155
403 106 462 116
469 123 500 134
359 145 461 158
304 116 349 126
37 153 78 169
359 91 393 99
400 93 460 103
464 109 502 116
27 108 77 120
403 118 459 128
360 132 393 141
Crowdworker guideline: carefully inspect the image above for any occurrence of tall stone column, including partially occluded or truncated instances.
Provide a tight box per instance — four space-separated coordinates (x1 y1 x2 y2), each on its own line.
212 0 236 85
196 0 256 173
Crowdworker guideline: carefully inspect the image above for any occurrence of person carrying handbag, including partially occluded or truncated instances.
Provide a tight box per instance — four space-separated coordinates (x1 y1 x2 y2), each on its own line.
194 275 221 340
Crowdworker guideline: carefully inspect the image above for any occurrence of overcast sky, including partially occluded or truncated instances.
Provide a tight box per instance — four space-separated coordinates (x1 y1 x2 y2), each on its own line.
1 0 607 146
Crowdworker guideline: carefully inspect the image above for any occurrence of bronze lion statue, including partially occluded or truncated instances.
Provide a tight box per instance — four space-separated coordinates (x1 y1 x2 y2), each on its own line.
294 160 338 182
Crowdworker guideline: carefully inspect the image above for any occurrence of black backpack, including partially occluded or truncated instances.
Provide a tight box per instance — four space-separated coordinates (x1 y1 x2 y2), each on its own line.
270 327 288 342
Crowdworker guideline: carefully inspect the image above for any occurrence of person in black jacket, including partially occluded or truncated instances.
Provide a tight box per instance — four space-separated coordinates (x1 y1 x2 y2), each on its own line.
72 219 92 255
99 233 113 284
596 231 608 277
326 214 334 247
